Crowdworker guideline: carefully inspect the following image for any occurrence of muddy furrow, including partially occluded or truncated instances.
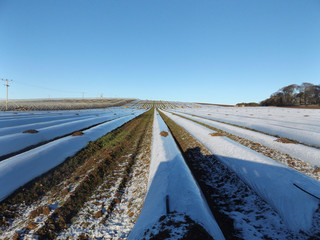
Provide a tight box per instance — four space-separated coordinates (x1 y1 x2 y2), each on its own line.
0 109 152 239
159 111 319 240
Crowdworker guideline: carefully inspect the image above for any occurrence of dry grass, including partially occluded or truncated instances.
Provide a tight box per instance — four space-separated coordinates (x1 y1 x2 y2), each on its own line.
22 129 39 134
209 132 224 137
274 138 296 144
72 131 84 136
160 131 169 137
314 167 320 174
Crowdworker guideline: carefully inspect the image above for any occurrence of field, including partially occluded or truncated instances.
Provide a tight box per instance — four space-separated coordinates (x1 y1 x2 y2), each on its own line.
0 98 134 111
0 100 320 239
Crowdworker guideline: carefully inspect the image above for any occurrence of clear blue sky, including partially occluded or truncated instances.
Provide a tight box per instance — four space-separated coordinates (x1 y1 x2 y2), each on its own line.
0 0 319 104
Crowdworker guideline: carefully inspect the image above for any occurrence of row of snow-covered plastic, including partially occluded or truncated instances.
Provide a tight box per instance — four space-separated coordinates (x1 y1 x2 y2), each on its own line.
1 106 320 239
0 107 147 201
177 105 320 148
129 109 320 239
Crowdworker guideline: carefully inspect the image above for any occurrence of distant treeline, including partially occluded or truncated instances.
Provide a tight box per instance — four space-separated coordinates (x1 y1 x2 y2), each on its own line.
261 83 320 106
237 83 320 107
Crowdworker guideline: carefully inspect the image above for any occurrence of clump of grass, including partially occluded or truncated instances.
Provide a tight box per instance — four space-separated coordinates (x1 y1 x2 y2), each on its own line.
23 129 39 134
313 166 320 173
209 132 224 137
160 131 169 137
72 131 84 136
275 138 296 144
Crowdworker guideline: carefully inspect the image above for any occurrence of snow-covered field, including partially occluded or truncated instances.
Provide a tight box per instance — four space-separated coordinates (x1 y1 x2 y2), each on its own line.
0 106 146 201
129 110 224 239
1 101 320 239
176 104 320 147
163 110 320 233
171 110 320 167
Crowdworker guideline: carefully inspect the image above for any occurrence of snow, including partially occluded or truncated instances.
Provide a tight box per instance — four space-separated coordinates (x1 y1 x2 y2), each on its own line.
128 110 225 240
0 110 139 157
177 105 320 147
0 115 94 136
163 110 320 233
0 110 98 128
171 111 320 166
0 111 144 202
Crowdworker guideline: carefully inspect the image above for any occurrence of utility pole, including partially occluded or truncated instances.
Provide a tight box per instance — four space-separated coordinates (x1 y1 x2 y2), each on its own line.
1 79 12 111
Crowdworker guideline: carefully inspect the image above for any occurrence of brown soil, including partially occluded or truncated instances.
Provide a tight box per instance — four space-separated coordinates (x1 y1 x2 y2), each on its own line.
30 206 51 219
209 132 224 137
72 131 84 136
22 129 39 134
275 138 296 144
160 131 169 137
196 102 234 107
144 213 213 240
279 105 320 109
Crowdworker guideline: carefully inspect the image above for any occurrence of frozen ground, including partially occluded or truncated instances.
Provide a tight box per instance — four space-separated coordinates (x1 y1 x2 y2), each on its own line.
0 109 146 202
171 110 320 166
1 101 320 239
129 110 224 240
163 110 320 233
176 104 320 147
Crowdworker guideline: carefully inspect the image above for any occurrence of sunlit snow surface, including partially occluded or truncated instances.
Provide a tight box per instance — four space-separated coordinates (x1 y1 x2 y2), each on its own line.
177 105 320 147
163 107 320 233
171 110 320 166
0 107 146 201
129 110 225 240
